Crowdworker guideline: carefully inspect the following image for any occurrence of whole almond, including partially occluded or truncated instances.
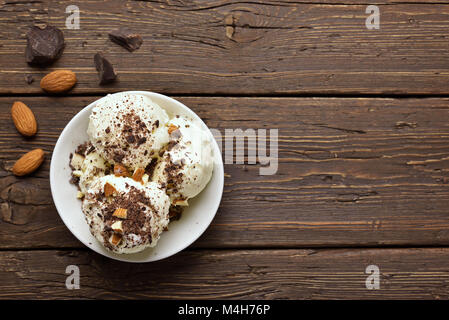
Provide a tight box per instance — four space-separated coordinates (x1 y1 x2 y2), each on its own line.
40 70 77 93
11 101 38 136
12 149 45 176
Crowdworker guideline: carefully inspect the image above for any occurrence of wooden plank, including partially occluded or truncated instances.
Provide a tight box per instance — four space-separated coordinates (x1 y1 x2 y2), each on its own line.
1 96 449 249
0 248 448 299
1 0 449 95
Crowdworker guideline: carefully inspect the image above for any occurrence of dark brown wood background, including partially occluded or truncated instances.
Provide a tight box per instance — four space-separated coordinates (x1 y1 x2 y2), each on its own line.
0 0 449 299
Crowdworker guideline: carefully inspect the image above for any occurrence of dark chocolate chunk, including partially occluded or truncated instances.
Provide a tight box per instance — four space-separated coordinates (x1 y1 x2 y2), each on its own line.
26 25 65 66
94 53 117 85
108 28 143 52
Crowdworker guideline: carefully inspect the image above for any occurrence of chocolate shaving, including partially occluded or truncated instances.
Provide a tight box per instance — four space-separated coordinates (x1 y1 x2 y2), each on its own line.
145 159 158 179
137 137 146 146
75 141 93 156
113 153 125 163
126 135 136 143
100 186 156 246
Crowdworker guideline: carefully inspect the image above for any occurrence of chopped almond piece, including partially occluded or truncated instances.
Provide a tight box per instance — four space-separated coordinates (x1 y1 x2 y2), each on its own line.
111 221 123 233
168 124 179 134
174 198 188 206
110 233 122 246
113 208 128 219
70 153 85 170
104 182 116 197
132 168 145 182
114 163 129 177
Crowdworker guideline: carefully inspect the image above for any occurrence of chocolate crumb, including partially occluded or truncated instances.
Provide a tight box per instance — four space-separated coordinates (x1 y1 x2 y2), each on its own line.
169 205 183 220
113 153 125 163
126 135 136 144
25 74 34 84
137 137 146 146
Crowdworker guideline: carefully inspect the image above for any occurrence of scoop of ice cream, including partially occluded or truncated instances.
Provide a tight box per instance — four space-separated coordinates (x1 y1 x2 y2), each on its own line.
87 92 170 170
82 175 170 254
152 117 214 205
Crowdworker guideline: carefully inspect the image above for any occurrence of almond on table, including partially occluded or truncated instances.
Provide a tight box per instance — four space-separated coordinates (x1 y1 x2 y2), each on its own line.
12 149 45 176
11 101 38 137
40 69 77 93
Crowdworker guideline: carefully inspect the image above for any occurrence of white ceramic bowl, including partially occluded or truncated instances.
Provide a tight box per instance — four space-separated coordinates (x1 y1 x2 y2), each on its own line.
50 91 224 262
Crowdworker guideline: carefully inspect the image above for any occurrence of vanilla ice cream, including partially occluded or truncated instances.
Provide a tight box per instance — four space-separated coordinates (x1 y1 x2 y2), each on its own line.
82 175 170 254
70 92 216 254
87 93 170 170
152 117 214 205
71 150 109 193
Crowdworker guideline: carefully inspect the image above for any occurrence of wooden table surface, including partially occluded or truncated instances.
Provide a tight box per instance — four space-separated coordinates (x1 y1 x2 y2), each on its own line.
1 0 449 299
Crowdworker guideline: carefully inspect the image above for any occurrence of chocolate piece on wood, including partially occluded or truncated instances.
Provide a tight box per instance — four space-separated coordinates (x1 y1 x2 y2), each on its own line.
25 74 34 85
25 25 65 66
108 28 143 52
94 53 117 84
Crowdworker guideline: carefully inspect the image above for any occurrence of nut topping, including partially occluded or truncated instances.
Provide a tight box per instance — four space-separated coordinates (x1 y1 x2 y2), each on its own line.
168 124 179 134
132 168 145 183
112 207 128 219
110 233 122 246
11 101 38 137
113 163 129 177
111 221 123 233
104 182 116 197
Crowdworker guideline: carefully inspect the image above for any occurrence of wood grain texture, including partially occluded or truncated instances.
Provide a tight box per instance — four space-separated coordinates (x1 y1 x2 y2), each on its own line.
0 248 448 299
1 96 449 249
0 0 449 95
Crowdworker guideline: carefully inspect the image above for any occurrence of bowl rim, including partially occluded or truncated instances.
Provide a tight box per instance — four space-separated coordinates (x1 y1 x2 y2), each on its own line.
50 91 224 263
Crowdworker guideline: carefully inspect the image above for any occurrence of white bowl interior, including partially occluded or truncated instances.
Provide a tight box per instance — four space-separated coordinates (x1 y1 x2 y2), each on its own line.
50 91 224 262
